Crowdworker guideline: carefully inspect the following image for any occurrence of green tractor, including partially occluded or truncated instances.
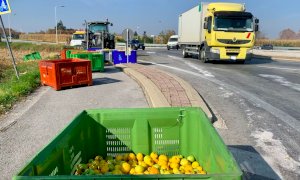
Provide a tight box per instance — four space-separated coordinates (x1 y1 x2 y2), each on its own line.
82 19 115 49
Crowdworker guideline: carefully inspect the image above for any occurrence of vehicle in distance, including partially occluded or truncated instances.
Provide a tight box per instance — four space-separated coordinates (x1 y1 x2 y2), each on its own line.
178 2 259 63
70 31 85 47
260 44 273 50
82 20 115 49
130 39 145 50
167 35 179 50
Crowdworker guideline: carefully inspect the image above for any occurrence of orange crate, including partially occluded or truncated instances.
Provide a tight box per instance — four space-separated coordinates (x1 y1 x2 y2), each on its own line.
39 59 92 90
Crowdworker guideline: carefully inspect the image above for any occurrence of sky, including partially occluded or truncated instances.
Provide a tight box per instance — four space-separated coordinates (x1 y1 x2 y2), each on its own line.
2 0 300 39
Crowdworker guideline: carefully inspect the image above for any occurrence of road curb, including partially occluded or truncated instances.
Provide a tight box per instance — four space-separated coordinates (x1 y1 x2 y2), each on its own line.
116 64 170 107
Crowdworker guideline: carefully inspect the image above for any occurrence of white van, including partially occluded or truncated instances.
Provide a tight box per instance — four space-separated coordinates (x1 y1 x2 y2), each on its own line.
167 35 179 50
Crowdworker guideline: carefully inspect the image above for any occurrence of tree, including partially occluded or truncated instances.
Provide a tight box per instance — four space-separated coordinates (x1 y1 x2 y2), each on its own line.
56 20 66 31
134 31 138 37
279 28 296 39
159 29 176 44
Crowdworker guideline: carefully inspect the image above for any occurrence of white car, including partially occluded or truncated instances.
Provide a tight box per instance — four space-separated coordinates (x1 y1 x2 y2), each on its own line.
167 35 179 50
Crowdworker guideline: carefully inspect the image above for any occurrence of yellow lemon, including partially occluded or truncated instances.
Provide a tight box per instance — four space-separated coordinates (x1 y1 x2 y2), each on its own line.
192 161 200 168
148 167 159 174
128 153 136 161
173 167 181 174
150 152 158 160
129 167 136 175
158 154 168 162
136 153 144 161
170 162 179 169
100 165 109 174
121 162 131 174
180 158 190 166
135 165 145 174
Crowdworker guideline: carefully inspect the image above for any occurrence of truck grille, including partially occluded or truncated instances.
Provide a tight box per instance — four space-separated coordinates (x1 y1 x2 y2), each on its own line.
218 39 251 45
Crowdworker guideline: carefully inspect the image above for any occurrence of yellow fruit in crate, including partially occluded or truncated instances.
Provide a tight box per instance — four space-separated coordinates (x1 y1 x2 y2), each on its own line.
100 165 109 174
192 161 200 168
136 153 144 161
144 170 150 174
198 170 206 174
148 166 159 174
184 164 193 174
180 158 190 166
170 162 179 169
123 153 129 161
121 162 131 174
128 153 136 161
173 167 181 174
112 169 123 175
196 166 203 172
187 155 195 162
160 164 169 170
158 154 168 162
114 164 121 170
135 165 145 174
158 160 167 166
115 155 123 161
138 161 148 168
95 155 103 161
129 167 136 175
171 156 180 164
150 152 158 160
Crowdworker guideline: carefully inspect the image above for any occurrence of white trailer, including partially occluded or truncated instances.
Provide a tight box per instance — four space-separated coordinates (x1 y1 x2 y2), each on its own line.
178 3 208 58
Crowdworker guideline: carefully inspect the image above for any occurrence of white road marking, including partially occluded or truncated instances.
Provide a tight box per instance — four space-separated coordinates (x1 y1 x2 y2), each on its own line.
167 55 183 61
185 62 215 77
146 51 156 54
138 60 300 134
257 65 300 73
259 74 300 92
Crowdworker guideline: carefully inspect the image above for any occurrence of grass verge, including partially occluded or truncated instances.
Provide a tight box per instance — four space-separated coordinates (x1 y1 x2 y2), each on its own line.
0 61 40 114
0 42 73 115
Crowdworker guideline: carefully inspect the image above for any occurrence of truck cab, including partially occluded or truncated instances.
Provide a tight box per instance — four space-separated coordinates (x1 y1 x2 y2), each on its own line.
70 31 85 47
178 2 259 63
202 3 258 62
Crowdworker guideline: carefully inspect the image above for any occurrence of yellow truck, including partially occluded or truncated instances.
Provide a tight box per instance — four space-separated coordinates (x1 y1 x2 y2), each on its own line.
70 31 85 47
178 2 259 63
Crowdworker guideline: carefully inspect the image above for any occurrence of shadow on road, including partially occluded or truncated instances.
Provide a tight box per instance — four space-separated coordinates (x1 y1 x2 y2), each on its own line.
228 145 281 180
92 77 121 85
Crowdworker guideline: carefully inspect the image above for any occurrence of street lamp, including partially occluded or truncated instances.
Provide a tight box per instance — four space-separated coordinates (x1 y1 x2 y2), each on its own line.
55 5 64 44
7 13 16 42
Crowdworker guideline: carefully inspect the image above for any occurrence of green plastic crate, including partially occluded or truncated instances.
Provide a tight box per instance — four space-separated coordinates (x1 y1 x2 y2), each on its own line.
32 52 42 60
70 53 104 72
13 107 242 180
23 52 42 61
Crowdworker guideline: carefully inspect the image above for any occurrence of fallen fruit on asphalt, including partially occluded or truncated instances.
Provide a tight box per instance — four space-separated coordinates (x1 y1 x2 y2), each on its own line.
74 153 206 175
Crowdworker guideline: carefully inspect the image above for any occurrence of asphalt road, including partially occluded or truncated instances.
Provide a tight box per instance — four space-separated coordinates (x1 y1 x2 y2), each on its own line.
139 48 300 179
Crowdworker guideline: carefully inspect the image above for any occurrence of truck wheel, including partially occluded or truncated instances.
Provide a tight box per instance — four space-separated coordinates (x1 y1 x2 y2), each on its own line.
142 46 145 50
183 48 188 58
201 48 208 63
167 46 170 50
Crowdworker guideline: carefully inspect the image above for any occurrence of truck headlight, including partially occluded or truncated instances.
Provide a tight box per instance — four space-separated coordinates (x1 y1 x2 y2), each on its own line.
210 48 220 54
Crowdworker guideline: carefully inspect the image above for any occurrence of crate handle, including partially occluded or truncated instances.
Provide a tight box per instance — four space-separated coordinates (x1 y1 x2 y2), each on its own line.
177 109 186 124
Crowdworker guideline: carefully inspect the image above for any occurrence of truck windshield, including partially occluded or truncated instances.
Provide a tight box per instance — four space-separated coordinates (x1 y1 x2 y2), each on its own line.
89 24 108 33
214 16 253 32
72 34 84 40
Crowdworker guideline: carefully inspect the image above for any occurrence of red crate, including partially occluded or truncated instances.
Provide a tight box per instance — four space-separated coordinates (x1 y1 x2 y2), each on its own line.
39 59 92 90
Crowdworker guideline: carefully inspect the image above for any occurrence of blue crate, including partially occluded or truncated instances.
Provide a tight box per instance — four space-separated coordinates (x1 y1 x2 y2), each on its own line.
112 50 137 64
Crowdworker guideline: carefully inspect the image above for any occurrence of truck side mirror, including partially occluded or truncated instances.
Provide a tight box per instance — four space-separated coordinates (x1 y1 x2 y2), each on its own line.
203 22 208 29
255 24 259 32
255 19 259 23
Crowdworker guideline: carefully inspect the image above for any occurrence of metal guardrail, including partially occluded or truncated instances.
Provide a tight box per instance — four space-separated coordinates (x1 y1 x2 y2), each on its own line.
115 42 166 48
